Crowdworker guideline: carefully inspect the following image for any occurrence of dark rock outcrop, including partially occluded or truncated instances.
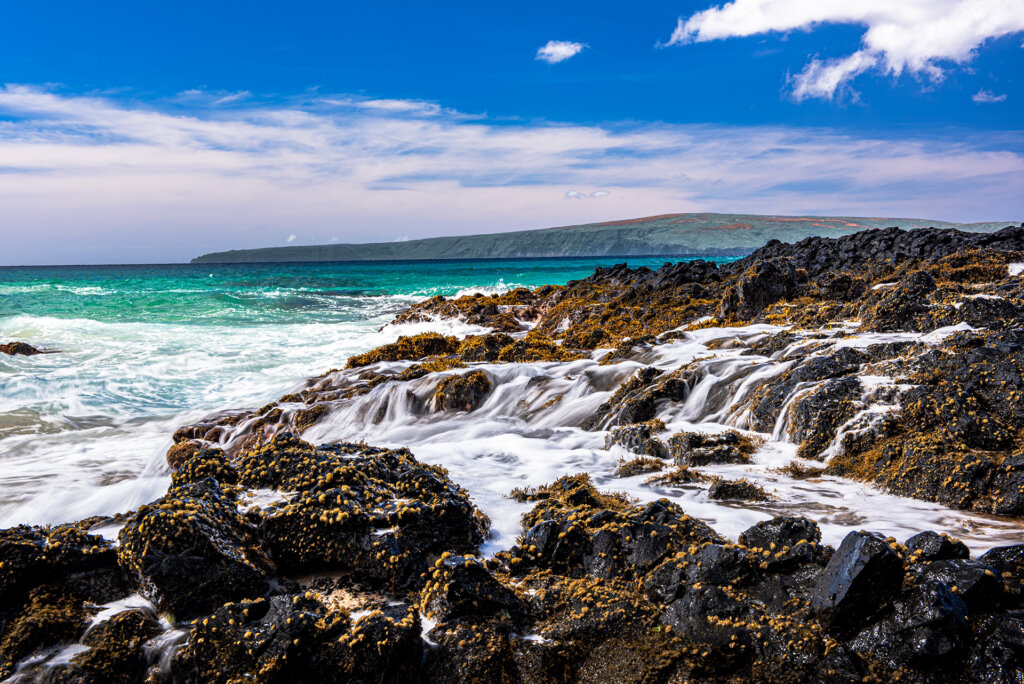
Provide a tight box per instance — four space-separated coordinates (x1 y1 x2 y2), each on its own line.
0 342 43 356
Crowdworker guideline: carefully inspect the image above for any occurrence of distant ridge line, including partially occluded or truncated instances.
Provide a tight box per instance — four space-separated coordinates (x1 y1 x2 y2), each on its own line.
191 212 1016 264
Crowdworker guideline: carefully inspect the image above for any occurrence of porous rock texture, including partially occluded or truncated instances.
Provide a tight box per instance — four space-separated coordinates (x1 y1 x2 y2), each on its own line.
9 225 1024 681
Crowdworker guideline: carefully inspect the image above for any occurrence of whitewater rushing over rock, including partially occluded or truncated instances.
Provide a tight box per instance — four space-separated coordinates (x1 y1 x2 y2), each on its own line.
184 321 1024 555
7 226 1024 682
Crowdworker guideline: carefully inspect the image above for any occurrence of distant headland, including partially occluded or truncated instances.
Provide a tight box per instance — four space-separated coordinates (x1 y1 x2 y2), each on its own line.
190 213 1016 264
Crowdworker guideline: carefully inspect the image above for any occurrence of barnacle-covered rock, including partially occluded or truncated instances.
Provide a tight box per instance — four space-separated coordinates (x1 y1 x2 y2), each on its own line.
237 434 488 590
667 430 759 466
346 332 460 368
604 420 668 459
171 593 422 683
706 477 770 502
431 370 492 412
117 476 275 619
0 586 91 680
41 608 163 683
0 524 124 611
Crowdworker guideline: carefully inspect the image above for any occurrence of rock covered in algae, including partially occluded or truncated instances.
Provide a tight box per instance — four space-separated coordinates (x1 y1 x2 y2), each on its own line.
0 341 43 356
236 433 489 590
117 474 275 620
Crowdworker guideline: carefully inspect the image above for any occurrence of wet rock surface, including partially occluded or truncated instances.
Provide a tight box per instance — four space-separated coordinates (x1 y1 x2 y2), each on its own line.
10 225 1024 680
0 342 44 356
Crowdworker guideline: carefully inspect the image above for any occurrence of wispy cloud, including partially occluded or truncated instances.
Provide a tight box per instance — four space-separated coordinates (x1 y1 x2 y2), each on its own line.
565 189 610 199
667 0 1024 101
0 85 1020 264
536 40 586 64
973 88 1008 103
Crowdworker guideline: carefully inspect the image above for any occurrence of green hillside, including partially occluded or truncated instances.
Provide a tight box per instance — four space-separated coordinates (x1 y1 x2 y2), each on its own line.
191 213 1017 263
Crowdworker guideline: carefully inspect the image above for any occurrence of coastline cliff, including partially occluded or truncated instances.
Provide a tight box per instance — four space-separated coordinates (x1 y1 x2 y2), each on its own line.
189 213 1013 264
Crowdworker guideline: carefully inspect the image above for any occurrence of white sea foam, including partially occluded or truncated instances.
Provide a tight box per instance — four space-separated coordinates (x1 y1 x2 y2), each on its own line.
297 324 1024 555
0 303 491 527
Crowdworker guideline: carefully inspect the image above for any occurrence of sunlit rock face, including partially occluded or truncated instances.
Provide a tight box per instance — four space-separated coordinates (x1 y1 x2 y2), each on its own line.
8 224 1024 681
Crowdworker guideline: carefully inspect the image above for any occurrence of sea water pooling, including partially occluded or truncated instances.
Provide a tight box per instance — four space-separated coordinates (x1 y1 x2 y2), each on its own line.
0 257 714 526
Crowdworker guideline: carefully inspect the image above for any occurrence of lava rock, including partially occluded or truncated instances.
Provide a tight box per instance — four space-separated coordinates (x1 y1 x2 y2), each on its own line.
718 257 799 321
811 531 905 636
117 478 275 619
862 270 937 332
604 422 669 459
0 525 125 611
905 531 970 562
910 559 1004 611
422 555 525 623
432 370 492 412
739 516 827 571
969 609 1024 683
850 579 969 670
667 430 753 466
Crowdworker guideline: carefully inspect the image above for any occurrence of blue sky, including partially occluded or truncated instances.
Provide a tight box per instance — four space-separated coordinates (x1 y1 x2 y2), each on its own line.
0 0 1022 264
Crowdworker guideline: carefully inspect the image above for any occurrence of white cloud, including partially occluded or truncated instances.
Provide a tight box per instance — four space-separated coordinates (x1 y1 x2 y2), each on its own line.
566 189 611 199
536 40 586 64
667 0 1024 100
0 85 1020 264
973 88 1008 103
286 234 296 243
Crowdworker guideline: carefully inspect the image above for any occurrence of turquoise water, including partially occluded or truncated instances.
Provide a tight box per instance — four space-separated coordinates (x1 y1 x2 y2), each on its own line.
0 256 735 526
1 257 736 325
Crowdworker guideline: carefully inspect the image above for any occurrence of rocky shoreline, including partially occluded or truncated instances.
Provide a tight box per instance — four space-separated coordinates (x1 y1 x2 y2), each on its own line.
5 224 1024 681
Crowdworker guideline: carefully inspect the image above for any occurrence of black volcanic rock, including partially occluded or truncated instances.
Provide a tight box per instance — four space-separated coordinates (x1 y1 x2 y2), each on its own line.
811 531 905 636
906 531 970 562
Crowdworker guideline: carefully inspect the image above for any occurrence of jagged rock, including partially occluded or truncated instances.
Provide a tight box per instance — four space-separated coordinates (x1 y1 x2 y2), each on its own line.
42 608 163 683
909 559 1003 611
421 555 525 623
850 579 969 670
604 421 668 458
969 610 1024 683
432 370 492 412
738 516 828 571
117 476 275 619
236 435 488 591
905 531 970 562
456 333 515 362
667 430 755 465
0 525 125 611
171 594 422 683
0 587 91 680
502 475 721 580
980 545 1024 599
810 531 905 636
661 585 754 671
862 270 937 332
719 257 798 320
423 621 516 683
789 376 862 460
707 478 769 502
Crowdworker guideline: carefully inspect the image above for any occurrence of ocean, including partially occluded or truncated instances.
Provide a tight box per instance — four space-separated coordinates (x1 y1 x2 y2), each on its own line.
0 256 722 528
4 256 1023 554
